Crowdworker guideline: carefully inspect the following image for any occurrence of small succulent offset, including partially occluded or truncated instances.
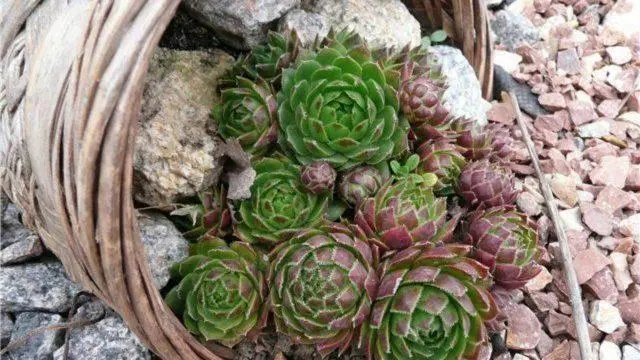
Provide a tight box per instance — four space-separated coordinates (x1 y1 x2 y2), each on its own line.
213 77 278 156
278 29 409 171
235 157 328 246
416 140 466 196
300 161 337 195
355 171 448 251
465 206 544 289
359 243 498 360
451 118 492 161
338 166 384 207
181 187 232 241
165 239 268 347
222 29 302 88
269 222 378 356
458 159 518 209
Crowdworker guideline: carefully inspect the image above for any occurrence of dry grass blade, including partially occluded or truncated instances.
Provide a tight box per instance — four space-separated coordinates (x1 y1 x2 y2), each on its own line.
502 91 592 360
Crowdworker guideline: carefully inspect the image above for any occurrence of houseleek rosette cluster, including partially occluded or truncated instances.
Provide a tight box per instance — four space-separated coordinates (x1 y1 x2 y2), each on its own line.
465 206 543 289
235 157 327 246
269 222 378 356
277 29 409 171
213 77 278 156
416 140 466 196
355 173 447 251
300 161 337 195
183 187 231 241
338 166 384 207
359 243 498 360
165 239 268 346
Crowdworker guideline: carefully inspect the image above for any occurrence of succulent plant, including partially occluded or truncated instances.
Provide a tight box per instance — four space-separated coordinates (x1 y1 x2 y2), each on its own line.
235 157 328 246
399 75 451 141
269 222 378 356
277 28 409 171
488 123 516 162
213 77 278 156
458 160 518 209
416 139 466 196
165 239 268 347
300 161 337 194
465 206 543 289
358 243 498 360
183 187 232 241
222 29 301 88
354 173 448 251
338 166 384 206
451 117 492 161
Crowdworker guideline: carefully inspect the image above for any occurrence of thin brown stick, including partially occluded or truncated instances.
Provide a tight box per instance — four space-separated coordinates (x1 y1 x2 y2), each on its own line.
504 91 592 360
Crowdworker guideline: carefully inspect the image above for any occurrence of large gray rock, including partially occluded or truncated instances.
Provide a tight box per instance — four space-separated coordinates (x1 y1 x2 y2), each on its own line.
491 10 539 51
1 203 35 249
428 46 491 125
1 312 13 347
53 310 151 360
182 0 300 49
138 211 189 289
0 234 43 265
5 312 64 360
0 260 80 313
278 9 330 46
134 48 234 207
280 0 421 50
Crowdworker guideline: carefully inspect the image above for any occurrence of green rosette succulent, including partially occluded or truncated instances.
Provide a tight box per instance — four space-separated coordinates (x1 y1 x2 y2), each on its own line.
234 157 328 246
165 239 268 347
213 77 278 156
358 243 498 360
269 222 379 357
277 29 409 171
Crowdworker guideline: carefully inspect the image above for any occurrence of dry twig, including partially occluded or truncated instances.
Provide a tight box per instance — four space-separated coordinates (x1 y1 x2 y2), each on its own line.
503 91 592 360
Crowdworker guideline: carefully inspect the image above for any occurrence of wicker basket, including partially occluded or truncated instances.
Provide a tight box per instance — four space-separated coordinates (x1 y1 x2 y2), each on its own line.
0 1 492 359
403 0 494 99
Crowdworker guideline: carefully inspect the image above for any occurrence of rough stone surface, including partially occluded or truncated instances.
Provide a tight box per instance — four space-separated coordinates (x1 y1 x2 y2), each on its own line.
607 46 633 65
138 211 189 289
278 9 329 46
590 156 631 189
603 0 640 39
539 92 567 111
525 266 553 292
0 260 80 312
491 10 540 51
505 304 542 350
551 173 578 207
0 234 43 265
619 214 640 241
623 345 640 360
301 0 421 50
1 312 13 347
560 207 586 232
557 48 581 75
182 0 300 49
589 300 625 334
574 248 612 284
618 297 640 323
585 268 619 303
517 191 543 216
427 46 491 125
494 50 523 73
53 315 151 360
581 203 613 236
597 186 632 215
1 203 35 249
134 48 232 206
6 312 64 360
578 120 611 138
610 252 633 291
600 341 622 360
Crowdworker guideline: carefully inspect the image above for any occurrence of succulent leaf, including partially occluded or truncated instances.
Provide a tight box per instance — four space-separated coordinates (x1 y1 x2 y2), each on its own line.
458 160 518 209
214 77 279 156
182 186 232 241
268 222 378 357
165 239 268 347
234 157 328 246
465 206 544 289
277 28 409 171
358 243 498 360
416 140 467 196
354 174 448 251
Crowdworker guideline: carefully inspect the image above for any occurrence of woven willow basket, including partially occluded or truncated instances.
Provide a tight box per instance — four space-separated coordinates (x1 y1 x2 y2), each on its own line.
0 1 493 359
